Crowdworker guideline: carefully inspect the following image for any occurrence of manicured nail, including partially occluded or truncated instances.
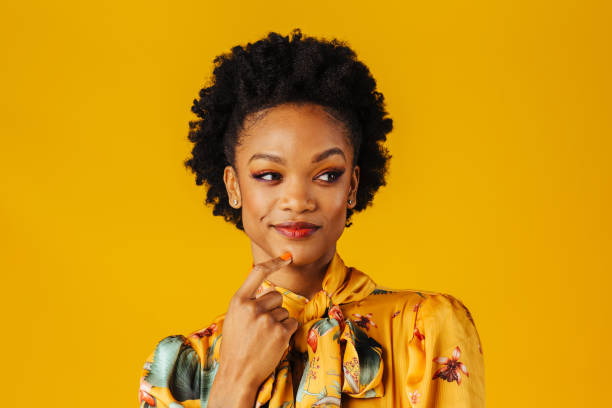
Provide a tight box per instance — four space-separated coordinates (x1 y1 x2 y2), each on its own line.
280 251 292 261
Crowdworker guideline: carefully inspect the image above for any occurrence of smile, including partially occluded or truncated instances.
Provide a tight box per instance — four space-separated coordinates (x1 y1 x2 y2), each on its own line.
272 222 320 239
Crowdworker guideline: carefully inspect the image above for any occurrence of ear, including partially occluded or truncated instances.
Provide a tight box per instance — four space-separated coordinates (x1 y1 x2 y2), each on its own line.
223 165 242 208
348 165 360 209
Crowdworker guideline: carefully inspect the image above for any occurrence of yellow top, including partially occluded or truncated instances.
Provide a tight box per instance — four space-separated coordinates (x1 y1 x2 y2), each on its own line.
138 252 485 407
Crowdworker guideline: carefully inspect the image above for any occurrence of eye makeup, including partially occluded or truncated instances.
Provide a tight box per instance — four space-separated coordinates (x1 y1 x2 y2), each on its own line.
251 168 345 184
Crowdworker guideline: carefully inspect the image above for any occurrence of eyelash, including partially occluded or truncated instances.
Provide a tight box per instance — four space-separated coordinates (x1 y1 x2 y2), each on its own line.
252 169 345 184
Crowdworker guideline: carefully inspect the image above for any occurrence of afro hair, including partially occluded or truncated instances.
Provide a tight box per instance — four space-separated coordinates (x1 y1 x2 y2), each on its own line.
184 28 393 230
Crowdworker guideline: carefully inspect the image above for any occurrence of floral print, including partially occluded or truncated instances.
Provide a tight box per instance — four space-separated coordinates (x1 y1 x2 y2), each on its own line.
433 346 470 385
408 390 421 404
138 376 155 406
189 322 217 339
306 355 321 385
138 252 484 407
413 327 425 341
343 356 360 393
352 312 377 330
307 326 319 353
328 304 346 332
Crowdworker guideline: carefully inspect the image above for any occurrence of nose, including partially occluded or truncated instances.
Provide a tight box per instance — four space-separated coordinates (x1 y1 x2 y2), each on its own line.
279 177 316 213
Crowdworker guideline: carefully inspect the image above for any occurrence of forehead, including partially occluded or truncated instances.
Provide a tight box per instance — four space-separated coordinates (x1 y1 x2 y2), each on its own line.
236 103 353 160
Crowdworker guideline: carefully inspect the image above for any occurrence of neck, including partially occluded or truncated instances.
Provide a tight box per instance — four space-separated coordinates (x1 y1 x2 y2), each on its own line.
250 244 336 300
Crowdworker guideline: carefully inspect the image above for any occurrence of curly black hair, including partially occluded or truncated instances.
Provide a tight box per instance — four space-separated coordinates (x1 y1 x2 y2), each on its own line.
184 28 393 230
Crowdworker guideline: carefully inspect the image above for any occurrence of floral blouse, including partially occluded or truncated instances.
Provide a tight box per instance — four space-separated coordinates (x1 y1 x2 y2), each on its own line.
138 252 485 407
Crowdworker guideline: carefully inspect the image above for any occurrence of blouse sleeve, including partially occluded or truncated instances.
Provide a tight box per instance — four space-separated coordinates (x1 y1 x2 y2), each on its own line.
138 323 221 408
403 293 485 407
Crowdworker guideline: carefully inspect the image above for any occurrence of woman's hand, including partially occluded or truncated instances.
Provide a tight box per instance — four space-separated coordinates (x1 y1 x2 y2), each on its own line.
207 252 299 407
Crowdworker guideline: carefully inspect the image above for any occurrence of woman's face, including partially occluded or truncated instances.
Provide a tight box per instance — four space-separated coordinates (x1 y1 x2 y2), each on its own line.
223 103 359 266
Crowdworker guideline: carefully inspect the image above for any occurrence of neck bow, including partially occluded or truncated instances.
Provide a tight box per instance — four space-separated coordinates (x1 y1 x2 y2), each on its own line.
253 252 385 407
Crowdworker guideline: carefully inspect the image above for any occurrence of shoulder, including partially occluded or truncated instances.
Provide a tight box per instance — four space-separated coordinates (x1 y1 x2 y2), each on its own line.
361 285 430 309
363 285 474 317
372 285 475 316
360 286 479 342
416 291 477 327
150 313 227 361
142 314 226 374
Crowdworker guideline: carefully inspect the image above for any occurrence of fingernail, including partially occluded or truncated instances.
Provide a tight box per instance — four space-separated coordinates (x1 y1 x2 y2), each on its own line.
280 251 292 261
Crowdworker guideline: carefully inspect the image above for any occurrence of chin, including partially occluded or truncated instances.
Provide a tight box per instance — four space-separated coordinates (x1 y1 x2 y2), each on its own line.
276 242 329 266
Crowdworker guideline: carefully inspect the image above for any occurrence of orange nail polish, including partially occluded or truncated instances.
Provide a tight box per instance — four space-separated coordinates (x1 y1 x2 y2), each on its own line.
280 251 292 260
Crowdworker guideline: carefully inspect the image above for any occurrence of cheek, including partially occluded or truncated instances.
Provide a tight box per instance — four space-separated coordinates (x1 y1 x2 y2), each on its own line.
320 185 349 210
240 183 275 226
319 188 348 229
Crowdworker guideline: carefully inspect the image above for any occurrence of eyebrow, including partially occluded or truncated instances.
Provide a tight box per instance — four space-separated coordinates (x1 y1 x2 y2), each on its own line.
248 147 346 165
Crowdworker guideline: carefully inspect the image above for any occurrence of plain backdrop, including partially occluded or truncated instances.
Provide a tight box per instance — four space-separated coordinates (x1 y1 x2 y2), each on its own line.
1 0 610 406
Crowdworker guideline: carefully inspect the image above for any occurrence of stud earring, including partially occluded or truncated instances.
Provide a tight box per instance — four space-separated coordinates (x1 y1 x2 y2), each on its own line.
232 199 238 206
348 199 353 205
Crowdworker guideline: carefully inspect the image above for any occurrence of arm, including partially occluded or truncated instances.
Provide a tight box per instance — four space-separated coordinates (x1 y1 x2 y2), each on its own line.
206 363 259 408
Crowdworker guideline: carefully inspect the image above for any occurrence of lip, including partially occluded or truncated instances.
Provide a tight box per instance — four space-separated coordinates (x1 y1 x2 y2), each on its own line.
272 221 320 239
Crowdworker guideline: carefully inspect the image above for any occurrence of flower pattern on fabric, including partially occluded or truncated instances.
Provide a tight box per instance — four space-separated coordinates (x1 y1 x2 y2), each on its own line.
328 304 346 332
189 322 217 339
433 346 469 385
413 327 425 341
138 376 155 406
306 356 321 384
352 312 377 330
408 390 421 404
342 356 359 391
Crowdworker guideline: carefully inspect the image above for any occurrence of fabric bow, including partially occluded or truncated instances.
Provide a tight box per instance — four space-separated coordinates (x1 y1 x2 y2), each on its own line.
253 252 385 407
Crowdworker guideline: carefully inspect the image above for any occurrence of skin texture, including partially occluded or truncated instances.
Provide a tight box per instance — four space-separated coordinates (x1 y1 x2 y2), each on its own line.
208 102 360 408
223 102 360 300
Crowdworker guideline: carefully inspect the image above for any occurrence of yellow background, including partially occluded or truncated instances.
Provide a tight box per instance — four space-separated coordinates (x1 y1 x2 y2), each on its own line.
1 0 609 406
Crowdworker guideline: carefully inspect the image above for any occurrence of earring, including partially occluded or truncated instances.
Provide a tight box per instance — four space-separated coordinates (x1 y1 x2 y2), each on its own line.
348 199 353 205
232 199 238 206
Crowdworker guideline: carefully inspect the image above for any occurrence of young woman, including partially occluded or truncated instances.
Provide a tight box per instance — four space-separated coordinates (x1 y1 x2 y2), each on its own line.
138 28 485 408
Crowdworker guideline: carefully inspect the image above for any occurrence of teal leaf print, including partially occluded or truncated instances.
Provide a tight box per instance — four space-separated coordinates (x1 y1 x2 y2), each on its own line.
168 342 201 401
312 318 339 337
199 358 219 408
312 395 341 406
346 320 383 387
145 335 187 387
371 288 394 295
204 334 221 370
303 385 340 405
144 335 203 403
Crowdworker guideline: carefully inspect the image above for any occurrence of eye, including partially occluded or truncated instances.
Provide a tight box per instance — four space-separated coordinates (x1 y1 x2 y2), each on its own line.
252 171 282 182
316 170 345 183
252 170 345 183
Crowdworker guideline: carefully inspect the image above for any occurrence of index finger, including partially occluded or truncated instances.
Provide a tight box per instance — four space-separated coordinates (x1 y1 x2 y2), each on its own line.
235 251 293 299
